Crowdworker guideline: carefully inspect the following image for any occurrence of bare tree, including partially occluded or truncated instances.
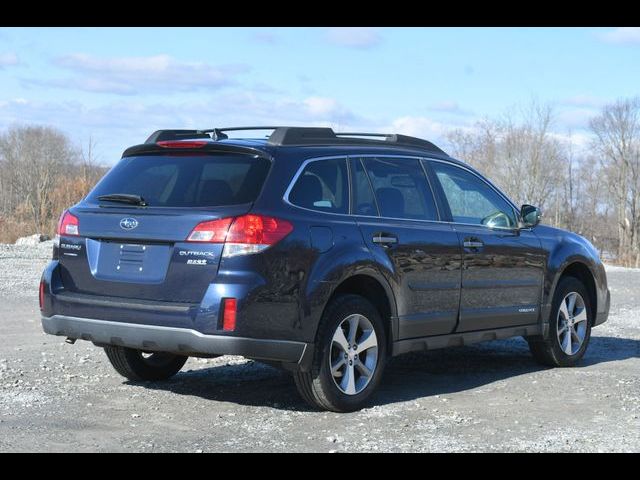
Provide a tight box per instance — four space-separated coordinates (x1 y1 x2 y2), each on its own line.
446 101 565 212
590 98 640 267
0 126 78 233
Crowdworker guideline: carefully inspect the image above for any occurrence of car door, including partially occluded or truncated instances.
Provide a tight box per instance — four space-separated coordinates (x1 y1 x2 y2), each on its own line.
426 160 545 332
351 156 462 339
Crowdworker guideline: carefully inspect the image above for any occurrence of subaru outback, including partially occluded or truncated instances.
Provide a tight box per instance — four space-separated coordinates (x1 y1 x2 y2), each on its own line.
40 126 610 412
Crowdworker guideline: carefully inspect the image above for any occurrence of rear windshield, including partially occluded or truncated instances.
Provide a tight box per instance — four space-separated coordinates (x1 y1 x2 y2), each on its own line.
87 154 271 207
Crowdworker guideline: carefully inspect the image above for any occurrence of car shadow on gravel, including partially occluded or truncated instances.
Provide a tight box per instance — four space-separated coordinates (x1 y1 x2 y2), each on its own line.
133 335 639 411
129 360 315 411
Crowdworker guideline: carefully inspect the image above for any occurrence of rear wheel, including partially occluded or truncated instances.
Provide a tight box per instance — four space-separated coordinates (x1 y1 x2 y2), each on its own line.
527 277 592 367
294 294 387 412
104 346 188 381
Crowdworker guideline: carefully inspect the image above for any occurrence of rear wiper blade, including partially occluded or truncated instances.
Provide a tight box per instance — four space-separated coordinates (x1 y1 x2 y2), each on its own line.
97 193 148 206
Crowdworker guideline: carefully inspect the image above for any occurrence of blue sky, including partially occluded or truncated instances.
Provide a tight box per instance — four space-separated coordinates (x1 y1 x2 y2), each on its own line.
1 27 639 164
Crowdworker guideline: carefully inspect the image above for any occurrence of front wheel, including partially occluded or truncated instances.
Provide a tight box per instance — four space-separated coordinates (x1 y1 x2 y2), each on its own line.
294 294 387 412
104 346 188 381
527 277 592 367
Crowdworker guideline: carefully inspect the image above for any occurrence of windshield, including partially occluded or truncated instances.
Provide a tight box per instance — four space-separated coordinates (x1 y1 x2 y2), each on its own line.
87 154 271 208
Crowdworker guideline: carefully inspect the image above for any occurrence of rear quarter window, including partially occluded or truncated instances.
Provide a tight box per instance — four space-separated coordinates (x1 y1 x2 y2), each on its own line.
288 158 349 214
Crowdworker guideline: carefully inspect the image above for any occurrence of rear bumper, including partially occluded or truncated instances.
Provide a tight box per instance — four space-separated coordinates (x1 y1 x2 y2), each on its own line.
42 314 311 367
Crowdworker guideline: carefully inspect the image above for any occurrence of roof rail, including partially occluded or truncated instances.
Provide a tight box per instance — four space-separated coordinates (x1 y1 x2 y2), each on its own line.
144 127 447 155
266 127 446 154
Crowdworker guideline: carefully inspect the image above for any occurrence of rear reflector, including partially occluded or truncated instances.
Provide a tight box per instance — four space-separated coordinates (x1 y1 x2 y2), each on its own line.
57 210 79 236
157 140 208 149
187 214 293 257
222 298 237 331
39 280 45 311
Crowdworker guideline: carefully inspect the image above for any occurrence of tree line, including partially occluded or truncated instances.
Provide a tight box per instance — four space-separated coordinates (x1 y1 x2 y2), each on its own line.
0 97 638 266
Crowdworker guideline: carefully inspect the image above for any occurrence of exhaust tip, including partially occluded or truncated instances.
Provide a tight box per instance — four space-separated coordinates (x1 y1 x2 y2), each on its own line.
65 337 76 345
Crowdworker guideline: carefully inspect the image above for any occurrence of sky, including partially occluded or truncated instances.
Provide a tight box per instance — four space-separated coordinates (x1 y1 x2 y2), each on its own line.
0 27 639 165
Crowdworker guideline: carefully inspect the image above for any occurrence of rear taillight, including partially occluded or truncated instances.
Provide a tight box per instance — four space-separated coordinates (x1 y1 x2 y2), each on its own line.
186 214 293 257
57 210 79 236
157 140 208 149
227 215 293 245
39 279 45 311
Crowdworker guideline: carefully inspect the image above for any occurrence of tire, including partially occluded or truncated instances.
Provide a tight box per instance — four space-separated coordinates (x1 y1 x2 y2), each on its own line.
527 277 592 367
294 294 387 412
104 346 188 381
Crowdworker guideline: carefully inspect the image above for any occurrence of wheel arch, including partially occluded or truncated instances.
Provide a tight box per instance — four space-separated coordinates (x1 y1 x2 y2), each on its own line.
552 260 598 326
323 271 398 350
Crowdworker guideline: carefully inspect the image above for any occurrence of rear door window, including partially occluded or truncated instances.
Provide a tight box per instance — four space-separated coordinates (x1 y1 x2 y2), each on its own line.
361 157 438 221
288 158 349 214
87 154 270 207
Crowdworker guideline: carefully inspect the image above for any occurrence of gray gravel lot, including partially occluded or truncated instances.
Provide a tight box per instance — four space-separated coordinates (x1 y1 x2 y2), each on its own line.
0 242 638 452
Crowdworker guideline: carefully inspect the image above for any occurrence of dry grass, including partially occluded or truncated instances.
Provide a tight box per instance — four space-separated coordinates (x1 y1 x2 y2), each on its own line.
0 172 101 244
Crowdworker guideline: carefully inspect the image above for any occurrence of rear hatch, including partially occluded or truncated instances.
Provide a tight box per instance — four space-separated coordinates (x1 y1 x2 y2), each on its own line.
57 152 271 303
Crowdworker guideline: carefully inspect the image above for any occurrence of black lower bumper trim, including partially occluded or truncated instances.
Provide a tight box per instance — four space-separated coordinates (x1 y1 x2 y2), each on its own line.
42 315 308 364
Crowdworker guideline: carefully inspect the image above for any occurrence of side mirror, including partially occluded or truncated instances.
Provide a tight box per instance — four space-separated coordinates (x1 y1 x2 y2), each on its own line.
520 204 542 228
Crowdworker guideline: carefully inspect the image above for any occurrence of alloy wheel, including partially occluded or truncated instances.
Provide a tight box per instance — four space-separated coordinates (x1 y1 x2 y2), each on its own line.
329 314 379 395
556 292 588 356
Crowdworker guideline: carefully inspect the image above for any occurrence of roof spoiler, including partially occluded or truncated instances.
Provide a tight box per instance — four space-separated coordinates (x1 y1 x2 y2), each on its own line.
145 129 211 144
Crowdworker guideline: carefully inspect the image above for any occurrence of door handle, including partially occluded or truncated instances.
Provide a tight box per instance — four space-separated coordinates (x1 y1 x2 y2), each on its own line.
463 239 484 249
372 234 398 247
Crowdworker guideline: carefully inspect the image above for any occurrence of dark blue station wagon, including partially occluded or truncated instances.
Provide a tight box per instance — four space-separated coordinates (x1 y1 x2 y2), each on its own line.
40 127 610 412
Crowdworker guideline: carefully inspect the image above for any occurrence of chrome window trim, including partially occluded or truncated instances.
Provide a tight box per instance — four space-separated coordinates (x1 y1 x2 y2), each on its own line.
283 153 524 233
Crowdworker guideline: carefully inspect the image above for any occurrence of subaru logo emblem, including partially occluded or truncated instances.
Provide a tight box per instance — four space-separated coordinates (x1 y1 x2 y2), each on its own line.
120 218 138 230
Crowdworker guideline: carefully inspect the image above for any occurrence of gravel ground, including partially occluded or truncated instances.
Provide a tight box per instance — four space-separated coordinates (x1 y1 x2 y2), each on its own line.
0 242 638 452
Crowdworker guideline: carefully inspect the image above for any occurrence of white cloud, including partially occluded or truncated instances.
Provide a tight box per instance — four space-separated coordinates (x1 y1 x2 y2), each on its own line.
10 95 597 165
600 27 640 45
303 96 341 116
386 116 459 140
0 94 363 163
555 107 600 132
30 53 250 95
2 91 531 167
325 28 382 49
0 52 19 67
